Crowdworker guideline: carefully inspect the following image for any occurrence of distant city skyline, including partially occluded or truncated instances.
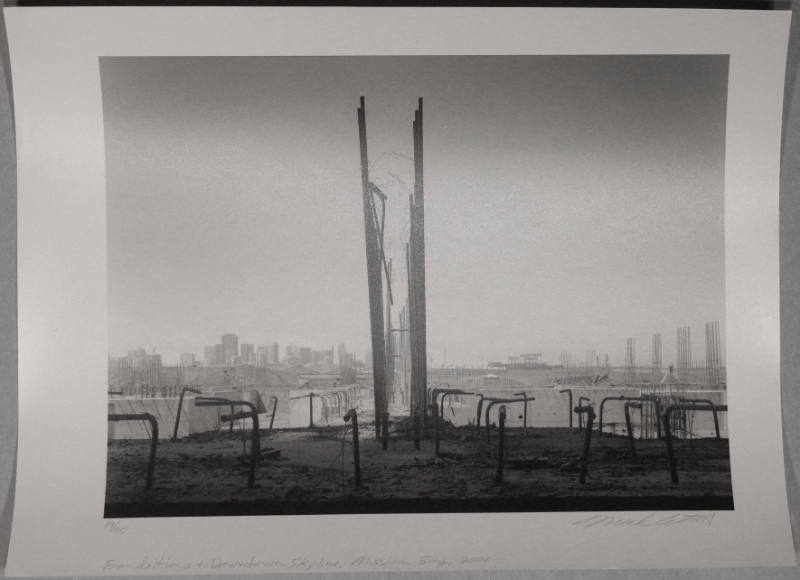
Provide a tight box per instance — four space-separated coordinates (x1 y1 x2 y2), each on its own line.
112 331 354 368
112 324 723 371
102 55 727 368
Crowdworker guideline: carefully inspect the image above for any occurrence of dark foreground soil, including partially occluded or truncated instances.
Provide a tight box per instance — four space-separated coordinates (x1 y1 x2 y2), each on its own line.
105 421 732 517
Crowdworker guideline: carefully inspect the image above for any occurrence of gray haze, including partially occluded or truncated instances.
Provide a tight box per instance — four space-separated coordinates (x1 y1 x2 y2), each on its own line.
101 55 727 366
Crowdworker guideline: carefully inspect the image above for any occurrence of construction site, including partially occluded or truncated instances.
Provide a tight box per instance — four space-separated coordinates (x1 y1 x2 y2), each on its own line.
105 94 731 518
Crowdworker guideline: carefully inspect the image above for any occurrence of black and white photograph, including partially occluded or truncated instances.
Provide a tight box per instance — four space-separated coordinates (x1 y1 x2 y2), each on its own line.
102 54 732 517
5 5 797 575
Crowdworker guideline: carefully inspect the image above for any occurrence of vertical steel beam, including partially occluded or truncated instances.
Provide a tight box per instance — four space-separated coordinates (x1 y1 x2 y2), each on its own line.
415 100 428 425
409 99 428 430
385 259 394 410
406 240 419 421
357 97 387 435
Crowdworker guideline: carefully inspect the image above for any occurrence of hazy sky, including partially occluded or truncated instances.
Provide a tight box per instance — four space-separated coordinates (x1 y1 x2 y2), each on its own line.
101 55 727 366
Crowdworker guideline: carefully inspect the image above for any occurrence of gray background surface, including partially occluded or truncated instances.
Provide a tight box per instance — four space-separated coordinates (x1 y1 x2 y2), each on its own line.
0 3 798 579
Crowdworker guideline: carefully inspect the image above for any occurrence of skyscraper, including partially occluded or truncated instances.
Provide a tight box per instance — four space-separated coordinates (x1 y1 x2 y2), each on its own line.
256 344 269 366
285 345 301 361
240 343 255 365
221 333 238 364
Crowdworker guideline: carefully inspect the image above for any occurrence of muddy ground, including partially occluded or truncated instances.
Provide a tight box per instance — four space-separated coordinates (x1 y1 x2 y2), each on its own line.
105 420 732 517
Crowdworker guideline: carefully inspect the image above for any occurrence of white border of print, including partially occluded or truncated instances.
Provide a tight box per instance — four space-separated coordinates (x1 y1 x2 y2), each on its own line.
4 6 794 575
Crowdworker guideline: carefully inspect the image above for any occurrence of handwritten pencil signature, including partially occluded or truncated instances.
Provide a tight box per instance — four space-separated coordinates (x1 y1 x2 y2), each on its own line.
572 512 716 529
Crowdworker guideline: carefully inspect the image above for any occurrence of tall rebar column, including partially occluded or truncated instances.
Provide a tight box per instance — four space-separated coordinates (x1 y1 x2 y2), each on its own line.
651 333 662 379
678 326 692 371
385 260 395 407
625 337 636 384
408 98 428 429
357 97 388 435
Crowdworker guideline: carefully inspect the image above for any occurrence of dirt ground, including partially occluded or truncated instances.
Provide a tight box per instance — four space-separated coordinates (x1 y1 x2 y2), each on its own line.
105 419 732 517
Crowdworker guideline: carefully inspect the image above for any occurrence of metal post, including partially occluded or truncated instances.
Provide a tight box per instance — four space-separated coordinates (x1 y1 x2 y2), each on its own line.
172 387 201 441
514 391 528 429
344 409 361 487
624 402 641 458
496 406 506 483
575 406 595 484
663 407 679 484
578 396 590 430
269 396 278 430
309 392 314 428
109 413 159 489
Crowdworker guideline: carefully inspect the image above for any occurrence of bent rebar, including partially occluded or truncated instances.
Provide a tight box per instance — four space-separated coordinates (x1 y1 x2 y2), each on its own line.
343 409 362 487
597 394 661 438
485 397 533 445
196 396 237 432
476 394 514 433
431 388 473 457
108 413 158 489
663 403 728 483
173 386 202 441
598 395 637 437
475 394 486 433
679 397 721 439
513 392 530 429
559 388 574 428
290 392 316 428
195 397 260 488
